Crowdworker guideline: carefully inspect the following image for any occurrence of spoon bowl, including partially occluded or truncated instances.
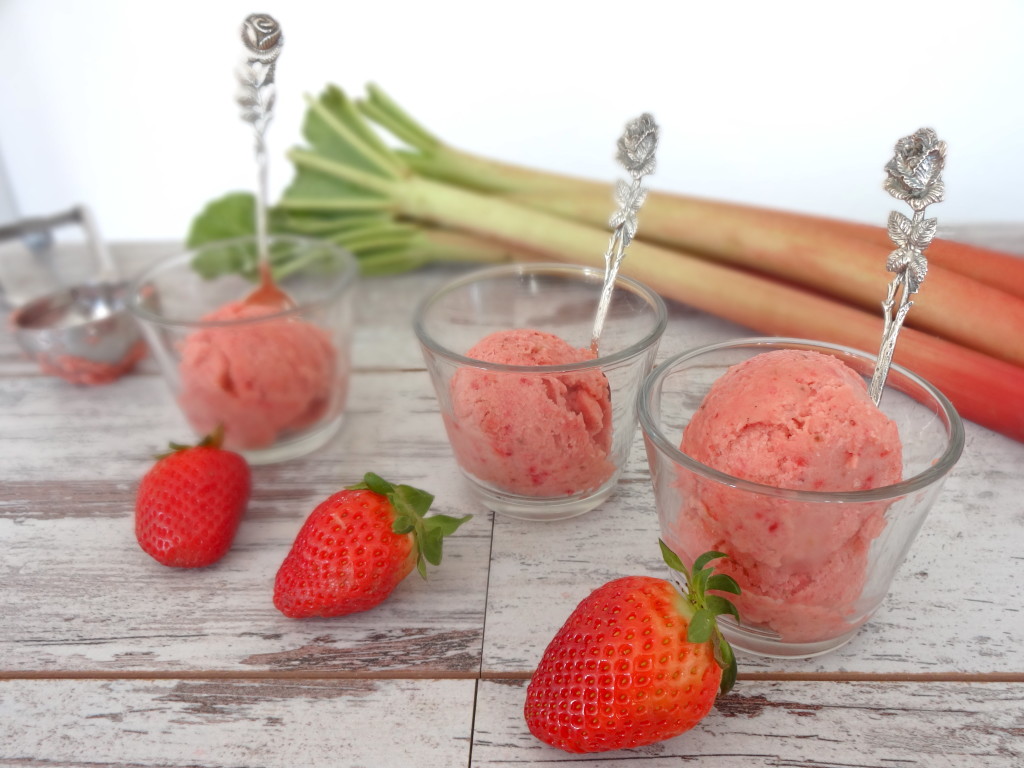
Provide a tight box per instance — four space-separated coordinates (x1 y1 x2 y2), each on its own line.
11 279 146 385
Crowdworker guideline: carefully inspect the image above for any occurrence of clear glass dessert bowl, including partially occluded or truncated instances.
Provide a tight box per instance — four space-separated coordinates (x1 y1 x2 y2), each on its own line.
638 337 965 657
126 236 358 464
414 263 667 521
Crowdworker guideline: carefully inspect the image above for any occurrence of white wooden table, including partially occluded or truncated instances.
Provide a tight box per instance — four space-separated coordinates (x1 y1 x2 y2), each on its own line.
2 236 1023 767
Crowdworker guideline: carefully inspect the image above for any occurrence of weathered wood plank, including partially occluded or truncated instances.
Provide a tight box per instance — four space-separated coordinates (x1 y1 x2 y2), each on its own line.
0 677 475 767
481 417 1024 676
3 238 1023 688
0 372 491 674
471 679 1024 767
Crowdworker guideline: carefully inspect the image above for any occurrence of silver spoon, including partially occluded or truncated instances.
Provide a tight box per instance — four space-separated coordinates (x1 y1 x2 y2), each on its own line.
868 128 946 403
590 113 659 355
236 13 292 309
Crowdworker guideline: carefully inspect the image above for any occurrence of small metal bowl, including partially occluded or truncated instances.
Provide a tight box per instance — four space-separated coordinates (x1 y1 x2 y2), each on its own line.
10 280 146 385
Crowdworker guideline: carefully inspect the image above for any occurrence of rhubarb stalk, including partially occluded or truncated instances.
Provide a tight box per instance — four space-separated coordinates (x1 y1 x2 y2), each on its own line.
186 83 1024 442
355 85 1024 367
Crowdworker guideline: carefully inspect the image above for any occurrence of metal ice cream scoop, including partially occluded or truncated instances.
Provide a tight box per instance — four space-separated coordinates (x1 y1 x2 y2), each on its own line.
6 206 144 385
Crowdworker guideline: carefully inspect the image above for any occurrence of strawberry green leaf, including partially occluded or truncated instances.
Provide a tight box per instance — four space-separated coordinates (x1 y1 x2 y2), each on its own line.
347 472 470 580
420 524 445 567
659 539 690 579
686 608 714 644
392 484 435 518
716 636 738 695
706 573 741 595
712 632 727 667
693 550 728 572
705 594 741 622
427 513 473 537
691 566 711 597
390 515 416 535
156 425 227 459
663 542 742 690
355 472 393 496
418 514 471 566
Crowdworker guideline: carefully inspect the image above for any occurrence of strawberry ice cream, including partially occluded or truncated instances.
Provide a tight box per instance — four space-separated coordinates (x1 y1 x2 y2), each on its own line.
671 349 903 642
447 329 614 497
178 300 338 450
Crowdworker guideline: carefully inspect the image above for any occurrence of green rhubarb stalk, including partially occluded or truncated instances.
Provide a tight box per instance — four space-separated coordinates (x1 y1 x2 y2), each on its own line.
361 81 1024 292
355 84 1024 369
271 86 1024 441
291 152 1024 440
187 83 1024 441
187 189 517 278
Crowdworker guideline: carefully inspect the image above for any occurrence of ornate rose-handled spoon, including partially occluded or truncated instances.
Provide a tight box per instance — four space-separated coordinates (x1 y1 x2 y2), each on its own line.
590 114 659 354
868 128 946 403
237 13 293 309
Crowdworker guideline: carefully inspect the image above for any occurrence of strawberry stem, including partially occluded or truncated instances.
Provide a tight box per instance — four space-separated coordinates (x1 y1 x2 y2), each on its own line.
158 424 227 459
659 539 741 695
348 472 471 579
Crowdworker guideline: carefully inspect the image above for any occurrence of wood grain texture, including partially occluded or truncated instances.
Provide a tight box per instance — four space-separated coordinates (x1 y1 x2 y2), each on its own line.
472 678 1024 767
0 677 475 767
1 234 1022 765
481 419 1024 676
0 371 490 674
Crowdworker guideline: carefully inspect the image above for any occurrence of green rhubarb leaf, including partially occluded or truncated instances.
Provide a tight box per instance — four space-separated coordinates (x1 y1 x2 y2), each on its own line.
361 82 441 153
303 85 403 179
184 192 337 282
284 163 384 205
186 192 257 247
191 240 263 281
334 227 418 254
323 85 408 169
281 211 392 236
355 249 430 276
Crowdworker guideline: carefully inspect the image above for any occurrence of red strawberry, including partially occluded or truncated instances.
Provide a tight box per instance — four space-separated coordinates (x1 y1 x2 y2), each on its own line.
273 472 470 618
135 427 251 568
524 541 740 753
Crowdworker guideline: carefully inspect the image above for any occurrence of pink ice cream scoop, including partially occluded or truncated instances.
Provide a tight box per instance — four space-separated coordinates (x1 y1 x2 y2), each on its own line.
178 300 338 450
672 349 903 642
447 329 614 497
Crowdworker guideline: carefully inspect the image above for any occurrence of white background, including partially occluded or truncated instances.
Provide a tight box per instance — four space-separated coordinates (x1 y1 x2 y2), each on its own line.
0 0 1021 241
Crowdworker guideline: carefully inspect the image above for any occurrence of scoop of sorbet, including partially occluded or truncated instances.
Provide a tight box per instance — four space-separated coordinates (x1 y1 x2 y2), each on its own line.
177 301 337 449
682 349 902 492
447 329 614 497
673 349 904 643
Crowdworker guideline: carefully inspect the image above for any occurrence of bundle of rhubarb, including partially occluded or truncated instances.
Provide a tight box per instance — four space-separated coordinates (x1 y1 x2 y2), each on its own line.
188 83 1024 443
